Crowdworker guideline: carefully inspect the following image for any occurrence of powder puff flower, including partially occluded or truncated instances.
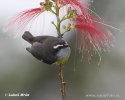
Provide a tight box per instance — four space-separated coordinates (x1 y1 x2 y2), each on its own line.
5 0 119 57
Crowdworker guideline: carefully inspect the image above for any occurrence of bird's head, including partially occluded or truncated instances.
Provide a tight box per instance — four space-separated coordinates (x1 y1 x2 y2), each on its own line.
51 39 71 65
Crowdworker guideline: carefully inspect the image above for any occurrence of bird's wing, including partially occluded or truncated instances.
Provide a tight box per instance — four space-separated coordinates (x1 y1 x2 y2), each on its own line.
33 36 51 44
32 42 56 64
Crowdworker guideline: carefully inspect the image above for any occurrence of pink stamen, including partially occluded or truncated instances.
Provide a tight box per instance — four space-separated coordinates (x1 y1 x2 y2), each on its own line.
7 8 43 33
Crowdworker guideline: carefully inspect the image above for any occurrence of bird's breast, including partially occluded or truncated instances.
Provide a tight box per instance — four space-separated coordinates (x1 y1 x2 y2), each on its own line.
56 47 71 65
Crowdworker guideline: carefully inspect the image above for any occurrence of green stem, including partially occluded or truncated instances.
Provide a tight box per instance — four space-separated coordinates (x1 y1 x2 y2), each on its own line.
55 4 62 37
60 14 68 22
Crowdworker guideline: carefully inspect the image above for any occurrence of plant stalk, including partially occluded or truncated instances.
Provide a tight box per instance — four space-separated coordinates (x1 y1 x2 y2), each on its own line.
59 64 67 100
50 1 67 99
55 3 62 37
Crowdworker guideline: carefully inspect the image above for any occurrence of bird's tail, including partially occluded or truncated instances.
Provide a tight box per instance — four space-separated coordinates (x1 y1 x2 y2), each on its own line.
22 31 34 44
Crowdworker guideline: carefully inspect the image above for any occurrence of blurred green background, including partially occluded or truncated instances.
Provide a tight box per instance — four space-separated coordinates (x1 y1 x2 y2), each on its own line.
0 0 125 100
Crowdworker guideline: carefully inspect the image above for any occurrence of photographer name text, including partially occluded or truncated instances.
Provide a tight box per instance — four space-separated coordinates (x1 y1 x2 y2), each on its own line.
5 93 30 97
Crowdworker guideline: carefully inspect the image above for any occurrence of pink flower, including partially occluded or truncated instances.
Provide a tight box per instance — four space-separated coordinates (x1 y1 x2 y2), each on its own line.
74 15 112 52
58 0 113 53
6 0 113 54
6 7 43 34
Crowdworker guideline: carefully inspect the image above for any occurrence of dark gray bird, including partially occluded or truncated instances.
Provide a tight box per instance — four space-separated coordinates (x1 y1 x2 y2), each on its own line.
22 31 71 65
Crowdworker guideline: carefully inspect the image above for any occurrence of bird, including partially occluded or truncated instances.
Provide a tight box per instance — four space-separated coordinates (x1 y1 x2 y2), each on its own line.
22 31 71 65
